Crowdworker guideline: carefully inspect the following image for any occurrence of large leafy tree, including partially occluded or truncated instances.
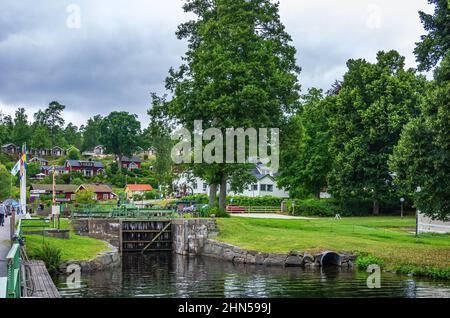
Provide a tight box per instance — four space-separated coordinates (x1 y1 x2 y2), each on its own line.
0 163 12 200
414 0 450 71
11 108 31 147
30 125 52 149
390 59 450 220
328 51 426 214
33 101 66 147
278 88 332 198
149 0 301 210
64 123 82 149
390 0 450 220
100 112 141 169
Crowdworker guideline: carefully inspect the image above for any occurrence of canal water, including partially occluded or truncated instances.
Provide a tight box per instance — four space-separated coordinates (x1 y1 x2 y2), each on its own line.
56 253 450 298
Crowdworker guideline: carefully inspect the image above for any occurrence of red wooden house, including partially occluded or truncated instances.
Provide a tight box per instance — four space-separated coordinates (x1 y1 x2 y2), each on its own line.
65 160 105 177
76 184 117 201
120 156 142 170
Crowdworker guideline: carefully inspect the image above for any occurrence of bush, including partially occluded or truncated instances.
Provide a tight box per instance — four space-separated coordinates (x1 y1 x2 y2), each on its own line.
288 199 339 217
179 195 283 207
355 254 385 270
75 189 96 205
30 243 62 275
228 196 283 207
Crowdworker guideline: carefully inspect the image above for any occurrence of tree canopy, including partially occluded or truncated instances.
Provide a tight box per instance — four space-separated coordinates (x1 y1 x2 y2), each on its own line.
327 50 426 214
149 0 301 210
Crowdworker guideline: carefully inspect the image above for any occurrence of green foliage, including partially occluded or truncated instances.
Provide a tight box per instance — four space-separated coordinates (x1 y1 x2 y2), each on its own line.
100 112 141 167
180 194 283 207
30 125 51 149
279 88 332 198
0 163 12 200
287 199 339 217
12 108 32 147
208 207 231 218
414 0 450 71
144 190 159 200
393 265 450 280
355 253 385 270
390 54 450 221
28 243 62 275
67 147 81 160
327 50 426 214
81 115 103 151
149 0 301 210
75 189 96 205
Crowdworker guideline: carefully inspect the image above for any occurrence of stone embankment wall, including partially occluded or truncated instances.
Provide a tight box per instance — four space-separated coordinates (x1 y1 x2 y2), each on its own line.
72 219 121 248
173 218 356 268
59 243 121 273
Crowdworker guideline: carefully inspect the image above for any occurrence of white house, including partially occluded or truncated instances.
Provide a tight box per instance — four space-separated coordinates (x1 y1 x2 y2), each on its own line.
82 145 106 157
174 163 289 198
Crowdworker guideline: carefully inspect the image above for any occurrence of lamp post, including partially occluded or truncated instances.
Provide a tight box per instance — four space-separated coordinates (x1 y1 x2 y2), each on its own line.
400 197 405 218
415 186 422 237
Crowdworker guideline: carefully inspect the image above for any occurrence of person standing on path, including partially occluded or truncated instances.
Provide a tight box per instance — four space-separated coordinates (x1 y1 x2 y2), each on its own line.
0 202 5 227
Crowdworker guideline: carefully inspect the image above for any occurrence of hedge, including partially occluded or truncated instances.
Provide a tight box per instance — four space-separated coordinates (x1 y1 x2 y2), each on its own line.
179 194 284 207
286 199 339 217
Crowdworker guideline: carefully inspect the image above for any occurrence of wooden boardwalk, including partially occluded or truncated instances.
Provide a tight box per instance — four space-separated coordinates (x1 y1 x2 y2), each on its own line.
24 261 60 298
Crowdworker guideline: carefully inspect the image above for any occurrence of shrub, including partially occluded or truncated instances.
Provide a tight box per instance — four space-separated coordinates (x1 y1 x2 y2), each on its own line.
75 189 96 205
208 207 230 218
228 196 283 207
288 199 339 217
179 195 283 207
30 243 62 275
355 254 385 270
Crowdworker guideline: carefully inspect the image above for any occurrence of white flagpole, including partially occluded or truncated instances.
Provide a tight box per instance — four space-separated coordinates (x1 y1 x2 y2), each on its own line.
20 143 27 217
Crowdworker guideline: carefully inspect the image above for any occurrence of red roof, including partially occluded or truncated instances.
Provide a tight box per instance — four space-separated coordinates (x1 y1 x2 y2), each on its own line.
126 184 153 191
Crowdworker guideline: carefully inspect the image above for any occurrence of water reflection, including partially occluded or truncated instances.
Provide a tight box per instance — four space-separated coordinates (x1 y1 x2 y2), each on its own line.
56 253 450 298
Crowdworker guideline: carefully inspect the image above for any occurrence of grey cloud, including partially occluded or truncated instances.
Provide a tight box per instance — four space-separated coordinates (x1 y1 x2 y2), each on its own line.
0 0 431 126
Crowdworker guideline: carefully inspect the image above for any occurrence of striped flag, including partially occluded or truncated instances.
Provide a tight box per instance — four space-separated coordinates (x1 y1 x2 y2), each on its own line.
11 160 21 176
20 144 27 177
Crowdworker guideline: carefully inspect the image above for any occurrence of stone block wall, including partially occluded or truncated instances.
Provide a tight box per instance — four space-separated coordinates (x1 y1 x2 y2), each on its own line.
72 219 121 248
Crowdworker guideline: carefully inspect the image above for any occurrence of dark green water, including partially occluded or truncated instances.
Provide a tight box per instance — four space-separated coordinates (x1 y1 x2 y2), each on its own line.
56 253 450 298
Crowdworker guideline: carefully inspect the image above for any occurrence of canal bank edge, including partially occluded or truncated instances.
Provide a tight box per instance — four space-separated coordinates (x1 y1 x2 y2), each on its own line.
172 219 356 268
59 243 121 273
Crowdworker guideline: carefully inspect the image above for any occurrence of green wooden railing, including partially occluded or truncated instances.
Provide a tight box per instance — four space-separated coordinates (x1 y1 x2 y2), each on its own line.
72 208 176 219
6 243 21 298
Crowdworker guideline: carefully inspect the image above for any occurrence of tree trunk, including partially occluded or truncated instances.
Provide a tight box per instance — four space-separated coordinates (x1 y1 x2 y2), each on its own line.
117 154 123 170
218 172 227 211
373 200 380 215
316 191 321 200
209 184 217 208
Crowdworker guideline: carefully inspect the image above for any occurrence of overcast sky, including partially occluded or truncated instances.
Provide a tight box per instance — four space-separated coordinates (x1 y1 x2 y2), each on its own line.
0 0 433 127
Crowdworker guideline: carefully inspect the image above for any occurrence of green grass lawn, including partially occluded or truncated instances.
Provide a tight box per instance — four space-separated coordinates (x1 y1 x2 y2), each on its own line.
216 216 450 273
23 219 110 262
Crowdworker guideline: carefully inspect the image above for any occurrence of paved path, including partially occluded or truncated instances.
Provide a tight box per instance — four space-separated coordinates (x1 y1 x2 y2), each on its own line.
0 216 11 277
231 213 315 220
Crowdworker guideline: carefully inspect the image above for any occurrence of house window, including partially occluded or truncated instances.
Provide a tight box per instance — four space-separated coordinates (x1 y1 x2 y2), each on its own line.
260 184 267 191
203 183 208 191
193 183 198 190
103 193 109 200
251 184 258 191
267 185 274 192
84 170 92 177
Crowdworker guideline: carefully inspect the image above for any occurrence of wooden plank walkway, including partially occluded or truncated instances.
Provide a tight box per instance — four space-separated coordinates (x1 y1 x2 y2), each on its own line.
24 261 60 298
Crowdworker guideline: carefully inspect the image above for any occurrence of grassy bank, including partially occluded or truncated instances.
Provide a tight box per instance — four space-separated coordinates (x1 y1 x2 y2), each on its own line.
23 219 109 262
216 216 450 279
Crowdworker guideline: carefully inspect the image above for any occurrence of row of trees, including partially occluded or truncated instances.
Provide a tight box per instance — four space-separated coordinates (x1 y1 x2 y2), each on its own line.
280 0 449 219
0 103 147 169
150 0 449 219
